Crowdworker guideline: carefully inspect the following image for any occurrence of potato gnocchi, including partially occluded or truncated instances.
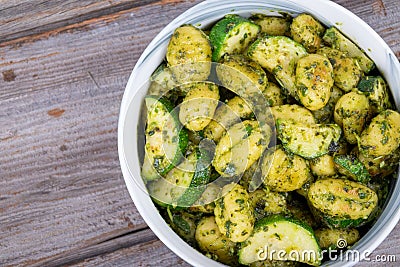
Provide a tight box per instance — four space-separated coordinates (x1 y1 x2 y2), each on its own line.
141 11 399 267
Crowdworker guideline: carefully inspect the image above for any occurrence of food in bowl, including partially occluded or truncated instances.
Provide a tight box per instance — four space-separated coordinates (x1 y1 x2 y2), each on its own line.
138 9 400 267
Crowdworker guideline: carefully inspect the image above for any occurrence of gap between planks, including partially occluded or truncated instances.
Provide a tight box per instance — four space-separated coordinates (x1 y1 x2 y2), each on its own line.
25 226 153 267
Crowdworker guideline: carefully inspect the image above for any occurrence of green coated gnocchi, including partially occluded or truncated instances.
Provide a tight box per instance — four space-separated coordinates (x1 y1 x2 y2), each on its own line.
359 110 400 157
296 54 334 111
166 25 212 82
262 147 312 192
214 184 255 242
178 82 219 131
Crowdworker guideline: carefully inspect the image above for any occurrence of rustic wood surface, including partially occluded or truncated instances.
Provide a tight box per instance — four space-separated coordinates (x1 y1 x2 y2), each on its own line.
0 0 399 266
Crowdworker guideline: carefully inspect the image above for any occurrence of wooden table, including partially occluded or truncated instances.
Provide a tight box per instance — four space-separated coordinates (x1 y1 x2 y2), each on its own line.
1 0 399 266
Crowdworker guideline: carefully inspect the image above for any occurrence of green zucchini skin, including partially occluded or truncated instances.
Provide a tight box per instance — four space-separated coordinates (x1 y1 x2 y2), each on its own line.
356 76 392 114
323 27 374 73
334 154 371 184
209 15 260 62
148 148 212 208
276 119 342 159
143 96 188 179
308 178 378 228
238 215 321 266
176 147 213 207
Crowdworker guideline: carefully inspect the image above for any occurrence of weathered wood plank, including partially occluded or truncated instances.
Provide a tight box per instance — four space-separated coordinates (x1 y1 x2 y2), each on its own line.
0 0 184 43
0 0 201 266
31 229 189 267
0 0 399 266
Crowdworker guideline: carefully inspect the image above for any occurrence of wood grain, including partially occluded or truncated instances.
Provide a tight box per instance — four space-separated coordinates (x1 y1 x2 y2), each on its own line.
0 0 399 266
0 0 201 266
0 0 165 43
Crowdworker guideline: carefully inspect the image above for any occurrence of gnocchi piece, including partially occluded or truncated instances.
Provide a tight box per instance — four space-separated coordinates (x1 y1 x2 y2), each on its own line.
333 57 362 92
334 91 370 144
166 25 212 82
271 104 316 125
214 184 255 242
213 120 271 177
291 14 325 53
317 47 362 92
308 178 378 228
251 14 291 36
309 154 337 177
249 189 287 220
195 216 237 265
203 96 253 142
315 228 360 249
296 54 334 111
179 82 219 131
262 147 312 192
359 110 400 157
262 82 285 106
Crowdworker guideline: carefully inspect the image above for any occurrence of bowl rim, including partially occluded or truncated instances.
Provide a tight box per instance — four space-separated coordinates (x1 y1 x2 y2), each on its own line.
118 0 400 266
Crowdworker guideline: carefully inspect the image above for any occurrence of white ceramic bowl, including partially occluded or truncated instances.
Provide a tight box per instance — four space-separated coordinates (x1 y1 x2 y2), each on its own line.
118 0 400 266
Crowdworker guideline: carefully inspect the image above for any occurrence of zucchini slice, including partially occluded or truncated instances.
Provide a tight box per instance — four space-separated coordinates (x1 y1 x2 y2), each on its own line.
148 147 212 208
238 215 321 266
143 96 188 180
323 27 374 73
248 36 307 98
276 119 342 159
308 178 378 228
210 15 260 62
334 154 371 184
357 76 392 114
